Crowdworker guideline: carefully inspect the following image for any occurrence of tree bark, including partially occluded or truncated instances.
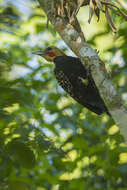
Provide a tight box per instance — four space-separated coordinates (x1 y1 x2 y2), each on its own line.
37 0 127 141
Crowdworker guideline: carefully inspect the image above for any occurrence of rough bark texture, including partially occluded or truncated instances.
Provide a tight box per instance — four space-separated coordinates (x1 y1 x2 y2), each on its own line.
37 0 127 141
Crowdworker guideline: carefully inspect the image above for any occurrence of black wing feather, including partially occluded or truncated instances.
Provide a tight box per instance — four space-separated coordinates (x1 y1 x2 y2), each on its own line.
54 56 109 115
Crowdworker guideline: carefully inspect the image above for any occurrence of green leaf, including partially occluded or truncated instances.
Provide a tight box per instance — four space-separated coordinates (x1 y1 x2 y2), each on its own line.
7 139 36 169
9 180 29 190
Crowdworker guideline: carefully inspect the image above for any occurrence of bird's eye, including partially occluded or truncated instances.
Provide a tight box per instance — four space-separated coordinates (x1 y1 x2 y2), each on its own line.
46 47 52 51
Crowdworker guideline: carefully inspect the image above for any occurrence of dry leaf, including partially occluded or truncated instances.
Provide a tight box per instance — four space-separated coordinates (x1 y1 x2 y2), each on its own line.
88 0 94 23
105 6 116 32
95 0 103 11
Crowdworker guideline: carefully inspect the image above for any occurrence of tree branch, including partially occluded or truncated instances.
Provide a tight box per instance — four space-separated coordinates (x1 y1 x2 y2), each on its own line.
37 0 127 141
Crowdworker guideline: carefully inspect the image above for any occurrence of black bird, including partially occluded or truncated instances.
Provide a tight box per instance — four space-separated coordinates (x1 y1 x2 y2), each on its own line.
33 46 110 116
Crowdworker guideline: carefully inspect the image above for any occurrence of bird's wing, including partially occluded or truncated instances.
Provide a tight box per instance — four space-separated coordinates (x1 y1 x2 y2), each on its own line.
54 56 108 115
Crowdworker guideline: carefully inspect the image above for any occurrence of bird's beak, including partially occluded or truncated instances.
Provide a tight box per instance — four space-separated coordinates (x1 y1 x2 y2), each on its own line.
32 51 46 56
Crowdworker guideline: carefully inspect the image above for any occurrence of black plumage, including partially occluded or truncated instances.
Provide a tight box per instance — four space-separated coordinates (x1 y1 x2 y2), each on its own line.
54 56 109 115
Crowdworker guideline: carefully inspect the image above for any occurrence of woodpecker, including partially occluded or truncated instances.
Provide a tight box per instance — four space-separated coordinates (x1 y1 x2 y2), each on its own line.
33 46 110 116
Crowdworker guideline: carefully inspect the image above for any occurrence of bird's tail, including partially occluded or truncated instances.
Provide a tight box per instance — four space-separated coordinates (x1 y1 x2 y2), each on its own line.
106 111 111 117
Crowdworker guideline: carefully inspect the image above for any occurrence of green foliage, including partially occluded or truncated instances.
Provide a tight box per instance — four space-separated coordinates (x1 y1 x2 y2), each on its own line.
7 139 36 169
0 0 127 189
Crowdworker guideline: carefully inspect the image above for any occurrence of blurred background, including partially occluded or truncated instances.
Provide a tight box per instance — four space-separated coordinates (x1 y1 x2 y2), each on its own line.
1 0 127 189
